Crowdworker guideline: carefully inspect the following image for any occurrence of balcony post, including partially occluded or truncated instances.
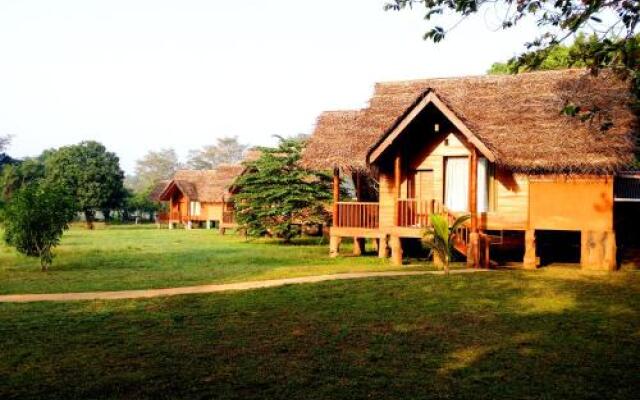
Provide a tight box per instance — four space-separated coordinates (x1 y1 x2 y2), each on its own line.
467 148 479 267
394 153 401 226
332 167 340 226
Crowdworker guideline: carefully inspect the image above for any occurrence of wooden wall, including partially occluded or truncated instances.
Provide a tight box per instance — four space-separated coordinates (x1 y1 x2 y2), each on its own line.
200 202 222 222
529 177 614 231
379 172 395 228
380 131 530 231
485 169 529 230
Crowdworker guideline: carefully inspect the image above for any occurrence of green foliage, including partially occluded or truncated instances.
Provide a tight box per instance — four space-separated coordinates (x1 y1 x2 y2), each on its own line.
3 181 75 270
44 141 125 228
488 35 595 74
187 136 248 170
422 213 470 274
0 158 46 200
232 137 333 242
125 186 160 217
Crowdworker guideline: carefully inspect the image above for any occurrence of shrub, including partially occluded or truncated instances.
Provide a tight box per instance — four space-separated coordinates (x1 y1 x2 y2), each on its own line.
3 182 75 271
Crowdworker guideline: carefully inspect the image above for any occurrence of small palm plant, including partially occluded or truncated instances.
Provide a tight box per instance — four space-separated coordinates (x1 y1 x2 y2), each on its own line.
422 213 470 274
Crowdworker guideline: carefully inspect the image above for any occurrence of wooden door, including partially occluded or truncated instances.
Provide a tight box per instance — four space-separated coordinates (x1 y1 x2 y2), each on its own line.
408 170 434 200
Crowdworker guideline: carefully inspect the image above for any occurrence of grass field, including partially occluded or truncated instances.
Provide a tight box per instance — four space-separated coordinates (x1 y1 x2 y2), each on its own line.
0 225 436 295
1 268 638 399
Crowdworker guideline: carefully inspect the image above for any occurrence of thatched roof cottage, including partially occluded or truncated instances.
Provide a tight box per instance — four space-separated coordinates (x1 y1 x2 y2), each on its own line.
155 164 245 230
301 69 639 270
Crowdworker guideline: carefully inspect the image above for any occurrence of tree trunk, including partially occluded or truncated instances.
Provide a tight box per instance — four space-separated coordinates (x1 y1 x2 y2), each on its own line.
102 209 111 223
84 210 95 230
444 254 450 275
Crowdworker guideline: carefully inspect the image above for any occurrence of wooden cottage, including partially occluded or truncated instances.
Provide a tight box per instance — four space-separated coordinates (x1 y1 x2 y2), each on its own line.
302 69 638 270
156 165 244 231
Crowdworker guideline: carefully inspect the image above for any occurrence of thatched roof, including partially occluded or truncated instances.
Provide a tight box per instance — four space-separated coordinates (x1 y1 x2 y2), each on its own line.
148 180 169 202
302 69 637 174
301 110 367 171
158 165 245 202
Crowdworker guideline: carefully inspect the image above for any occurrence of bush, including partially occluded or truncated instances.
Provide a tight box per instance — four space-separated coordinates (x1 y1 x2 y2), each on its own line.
3 182 75 271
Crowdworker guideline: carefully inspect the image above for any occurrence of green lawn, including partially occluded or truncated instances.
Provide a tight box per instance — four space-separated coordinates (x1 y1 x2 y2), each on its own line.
0 225 433 294
1 268 638 399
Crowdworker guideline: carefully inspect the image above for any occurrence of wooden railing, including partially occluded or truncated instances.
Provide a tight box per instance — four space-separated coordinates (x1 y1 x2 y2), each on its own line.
157 212 190 223
334 202 379 228
396 199 445 228
446 210 470 255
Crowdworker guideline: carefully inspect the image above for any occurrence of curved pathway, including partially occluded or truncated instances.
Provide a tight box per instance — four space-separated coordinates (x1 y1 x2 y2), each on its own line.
0 269 490 303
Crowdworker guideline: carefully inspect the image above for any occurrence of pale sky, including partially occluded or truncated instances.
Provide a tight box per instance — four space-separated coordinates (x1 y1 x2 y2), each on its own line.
0 0 541 173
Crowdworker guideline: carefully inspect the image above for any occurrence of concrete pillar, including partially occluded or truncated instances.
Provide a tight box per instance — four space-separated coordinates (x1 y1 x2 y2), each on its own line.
186 221 193 230
378 235 390 258
329 235 342 257
353 237 365 256
390 236 403 266
523 229 537 269
581 230 617 271
206 220 211 230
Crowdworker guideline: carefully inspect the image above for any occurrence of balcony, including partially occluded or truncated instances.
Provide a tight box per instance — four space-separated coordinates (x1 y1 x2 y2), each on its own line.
396 198 443 228
334 202 379 229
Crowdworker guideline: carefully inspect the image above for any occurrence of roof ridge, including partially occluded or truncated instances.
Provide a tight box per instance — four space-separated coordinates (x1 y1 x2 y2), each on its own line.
374 68 588 87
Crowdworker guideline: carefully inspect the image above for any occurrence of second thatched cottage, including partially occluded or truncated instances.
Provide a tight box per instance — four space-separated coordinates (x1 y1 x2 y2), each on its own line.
302 69 640 270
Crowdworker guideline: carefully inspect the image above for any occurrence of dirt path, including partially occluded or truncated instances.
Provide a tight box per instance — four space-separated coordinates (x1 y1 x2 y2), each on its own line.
0 269 490 303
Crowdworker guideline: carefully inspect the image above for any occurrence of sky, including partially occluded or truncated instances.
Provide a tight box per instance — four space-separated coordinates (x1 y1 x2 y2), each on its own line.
0 0 541 174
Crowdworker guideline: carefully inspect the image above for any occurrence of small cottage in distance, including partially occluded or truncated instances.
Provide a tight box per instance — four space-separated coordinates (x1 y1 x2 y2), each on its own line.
155 165 243 232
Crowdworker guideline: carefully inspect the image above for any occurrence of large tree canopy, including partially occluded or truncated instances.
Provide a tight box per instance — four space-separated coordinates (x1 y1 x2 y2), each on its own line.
128 148 181 193
187 136 248 170
232 137 332 242
45 141 125 228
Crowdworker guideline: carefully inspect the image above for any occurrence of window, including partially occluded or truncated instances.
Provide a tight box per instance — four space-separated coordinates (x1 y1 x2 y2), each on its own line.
444 157 469 211
444 157 490 212
190 201 201 216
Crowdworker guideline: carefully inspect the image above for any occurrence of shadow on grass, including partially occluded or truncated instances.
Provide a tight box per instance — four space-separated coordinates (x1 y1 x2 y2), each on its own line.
1 269 638 399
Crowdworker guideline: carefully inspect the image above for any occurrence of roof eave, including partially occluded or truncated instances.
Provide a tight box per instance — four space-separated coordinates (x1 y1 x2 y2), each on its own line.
367 90 496 166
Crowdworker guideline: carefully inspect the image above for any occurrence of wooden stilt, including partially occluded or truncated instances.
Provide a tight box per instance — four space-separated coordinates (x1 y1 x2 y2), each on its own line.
390 236 403 266
378 235 390 258
330 235 342 257
523 229 537 269
353 237 365 256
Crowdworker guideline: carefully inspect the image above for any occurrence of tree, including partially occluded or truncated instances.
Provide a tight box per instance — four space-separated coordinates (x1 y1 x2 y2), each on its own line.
386 1 640 122
0 158 45 200
124 186 160 222
3 181 75 271
0 135 10 153
422 213 470 275
0 135 16 170
187 136 247 170
232 137 333 242
45 141 125 229
488 34 594 74
129 148 180 193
